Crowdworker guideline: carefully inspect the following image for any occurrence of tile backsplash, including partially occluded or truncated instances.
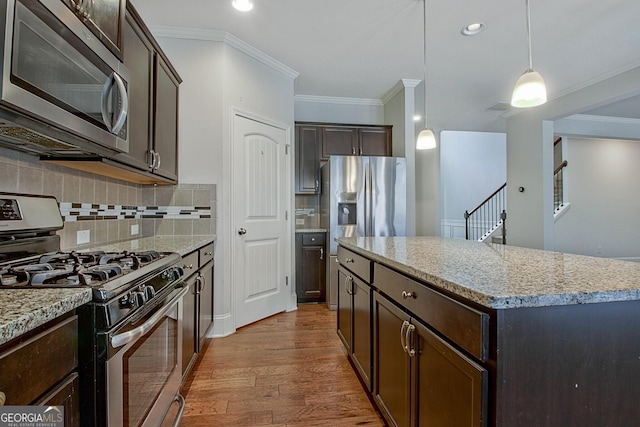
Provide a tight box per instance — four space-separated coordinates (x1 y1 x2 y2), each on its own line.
0 147 216 250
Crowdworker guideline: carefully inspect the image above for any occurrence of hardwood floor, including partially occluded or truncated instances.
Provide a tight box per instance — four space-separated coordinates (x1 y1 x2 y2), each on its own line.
178 304 385 426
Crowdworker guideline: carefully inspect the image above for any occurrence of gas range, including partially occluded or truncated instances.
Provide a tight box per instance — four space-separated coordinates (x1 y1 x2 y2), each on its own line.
0 192 188 426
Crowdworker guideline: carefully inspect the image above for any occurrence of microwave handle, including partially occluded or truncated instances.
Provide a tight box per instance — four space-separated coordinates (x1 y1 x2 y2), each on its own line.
101 72 129 135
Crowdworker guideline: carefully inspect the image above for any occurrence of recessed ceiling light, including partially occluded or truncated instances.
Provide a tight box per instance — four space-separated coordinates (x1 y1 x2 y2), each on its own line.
232 0 253 12
461 22 485 36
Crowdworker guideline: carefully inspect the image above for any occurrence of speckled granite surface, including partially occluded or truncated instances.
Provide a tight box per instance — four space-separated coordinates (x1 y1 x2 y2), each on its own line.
337 236 640 309
0 288 92 346
0 235 215 346
84 234 215 256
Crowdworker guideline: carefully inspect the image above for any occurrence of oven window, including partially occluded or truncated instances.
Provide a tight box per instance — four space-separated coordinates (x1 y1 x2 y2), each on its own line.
122 312 178 427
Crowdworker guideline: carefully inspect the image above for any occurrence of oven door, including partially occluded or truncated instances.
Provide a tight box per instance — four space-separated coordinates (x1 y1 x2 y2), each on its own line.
106 285 188 427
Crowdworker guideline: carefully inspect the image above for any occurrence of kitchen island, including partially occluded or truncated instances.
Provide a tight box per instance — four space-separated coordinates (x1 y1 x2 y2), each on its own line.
336 236 640 427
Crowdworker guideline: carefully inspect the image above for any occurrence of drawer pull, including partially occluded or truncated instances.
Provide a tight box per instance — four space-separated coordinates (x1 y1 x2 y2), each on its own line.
204 251 213 256
402 290 416 299
0 391 5 406
345 258 355 263
183 263 194 270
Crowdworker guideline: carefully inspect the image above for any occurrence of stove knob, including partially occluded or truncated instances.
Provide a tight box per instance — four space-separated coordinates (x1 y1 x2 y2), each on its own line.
120 293 138 308
135 291 147 306
144 286 155 300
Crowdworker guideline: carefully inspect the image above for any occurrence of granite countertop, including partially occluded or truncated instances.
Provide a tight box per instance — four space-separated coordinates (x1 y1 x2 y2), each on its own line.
0 288 92 346
337 236 640 309
0 234 216 347
84 234 216 256
296 228 327 233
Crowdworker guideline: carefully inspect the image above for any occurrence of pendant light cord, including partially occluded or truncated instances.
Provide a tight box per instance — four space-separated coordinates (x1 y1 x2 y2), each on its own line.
525 0 533 70
423 0 428 128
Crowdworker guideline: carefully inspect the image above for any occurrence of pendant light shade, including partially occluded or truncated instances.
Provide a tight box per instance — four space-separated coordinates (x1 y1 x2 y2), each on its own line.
511 0 546 108
231 0 253 12
416 0 436 150
416 129 437 150
511 69 547 108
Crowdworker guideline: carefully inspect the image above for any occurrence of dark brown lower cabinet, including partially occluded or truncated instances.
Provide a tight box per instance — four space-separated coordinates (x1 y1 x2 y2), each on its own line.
295 232 326 303
36 373 80 427
373 292 487 427
181 274 198 378
337 264 372 390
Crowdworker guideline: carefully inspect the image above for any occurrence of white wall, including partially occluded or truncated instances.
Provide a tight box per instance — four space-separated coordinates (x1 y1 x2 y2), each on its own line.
153 29 296 337
555 137 640 258
506 65 640 250
440 131 506 239
294 95 384 124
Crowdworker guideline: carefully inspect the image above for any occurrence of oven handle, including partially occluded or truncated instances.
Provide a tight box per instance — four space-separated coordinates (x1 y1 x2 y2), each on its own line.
111 286 189 349
168 393 186 427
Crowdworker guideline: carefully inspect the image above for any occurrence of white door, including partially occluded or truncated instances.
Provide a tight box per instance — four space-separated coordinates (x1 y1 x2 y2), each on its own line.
232 114 289 328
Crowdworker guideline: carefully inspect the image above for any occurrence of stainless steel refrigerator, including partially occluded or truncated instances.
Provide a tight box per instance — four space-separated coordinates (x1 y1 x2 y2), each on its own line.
320 155 407 309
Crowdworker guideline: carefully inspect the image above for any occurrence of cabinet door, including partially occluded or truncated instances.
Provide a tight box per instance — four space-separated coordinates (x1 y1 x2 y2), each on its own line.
413 320 487 427
198 262 214 349
182 276 198 378
295 126 321 194
351 275 372 390
322 127 358 159
359 127 391 156
373 292 411 427
36 373 80 427
115 14 153 171
152 56 179 182
336 266 353 352
298 246 325 303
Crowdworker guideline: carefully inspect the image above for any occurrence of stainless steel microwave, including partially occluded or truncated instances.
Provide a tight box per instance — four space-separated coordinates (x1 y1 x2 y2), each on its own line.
0 0 129 156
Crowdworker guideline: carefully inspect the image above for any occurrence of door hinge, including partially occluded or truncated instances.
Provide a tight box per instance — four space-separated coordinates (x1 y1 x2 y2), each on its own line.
285 210 288 220
285 144 290 155
286 276 289 286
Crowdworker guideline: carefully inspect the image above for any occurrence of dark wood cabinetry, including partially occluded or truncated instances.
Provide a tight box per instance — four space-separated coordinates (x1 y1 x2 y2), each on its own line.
0 314 80 425
321 125 391 159
337 246 373 390
295 232 326 303
114 3 180 184
181 242 215 380
373 292 487 427
294 122 391 194
295 126 321 194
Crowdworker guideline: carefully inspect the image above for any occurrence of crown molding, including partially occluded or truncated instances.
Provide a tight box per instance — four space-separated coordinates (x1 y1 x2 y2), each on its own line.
380 79 422 105
294 95 383 107
567 114 640 125
148 26 299 80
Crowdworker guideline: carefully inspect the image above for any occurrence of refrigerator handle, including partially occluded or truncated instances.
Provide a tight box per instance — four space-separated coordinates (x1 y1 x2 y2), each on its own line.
365 161 373 237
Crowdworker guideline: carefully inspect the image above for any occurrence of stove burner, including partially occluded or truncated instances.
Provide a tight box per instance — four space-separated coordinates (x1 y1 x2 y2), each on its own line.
99 251 161 270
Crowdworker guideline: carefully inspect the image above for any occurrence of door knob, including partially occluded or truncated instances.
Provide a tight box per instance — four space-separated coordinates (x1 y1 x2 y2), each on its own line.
238 228 247 235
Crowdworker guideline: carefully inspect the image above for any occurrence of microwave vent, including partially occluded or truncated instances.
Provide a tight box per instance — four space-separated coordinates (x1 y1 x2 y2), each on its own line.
0 125 75 150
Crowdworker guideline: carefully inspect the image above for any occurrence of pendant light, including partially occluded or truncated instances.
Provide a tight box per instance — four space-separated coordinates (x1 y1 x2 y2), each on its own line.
511 0 547 108
416 0 436 150
231 0 253 12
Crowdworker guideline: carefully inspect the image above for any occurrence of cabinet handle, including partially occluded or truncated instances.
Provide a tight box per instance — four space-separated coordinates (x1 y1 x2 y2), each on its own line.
400 320 409 353
148 149 156 169
359 147 363 155
0 391 5 406
345 276 353 295
315 179 319 191
402 290 415 299
405 323 416 357
204 251 213 256
345 258 354 263
182 263 194 270
320 248 324 260
352 147 356 155
155 152 162 169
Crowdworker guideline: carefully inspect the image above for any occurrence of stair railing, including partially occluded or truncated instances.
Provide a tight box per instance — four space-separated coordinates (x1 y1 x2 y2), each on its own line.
464 183 507 244
554 160 568 212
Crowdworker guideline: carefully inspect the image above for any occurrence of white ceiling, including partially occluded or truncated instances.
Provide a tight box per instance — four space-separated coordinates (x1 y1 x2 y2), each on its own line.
131 0 640 132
